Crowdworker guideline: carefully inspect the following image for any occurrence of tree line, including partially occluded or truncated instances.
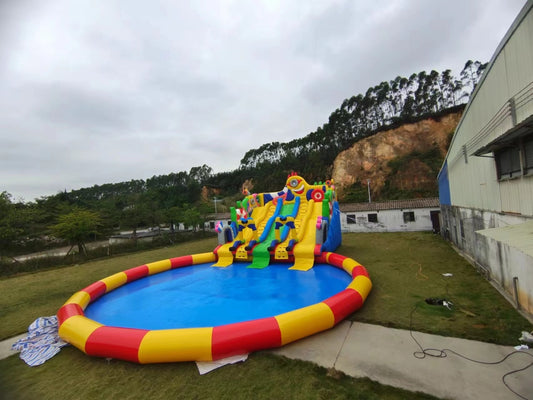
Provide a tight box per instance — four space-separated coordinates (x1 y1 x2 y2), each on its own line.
0 165 215 258
1 60 486 258
237 61 486 190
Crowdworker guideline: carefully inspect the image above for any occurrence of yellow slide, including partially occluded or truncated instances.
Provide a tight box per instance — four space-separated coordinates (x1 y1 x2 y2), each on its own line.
290 200 322 271
252 202 275 239
213 244 235 268
234 202 273 260
213 202 273 267
274 200 308 260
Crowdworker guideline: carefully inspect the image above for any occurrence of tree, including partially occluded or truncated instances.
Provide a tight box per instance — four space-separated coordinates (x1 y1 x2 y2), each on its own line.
51 209 101 256
189 165 213 184
182 207 202 231
197 202 214 232
0 192 21 259
460 60 487 94
120 204 148 241
0 192 42 259
166 206 184 232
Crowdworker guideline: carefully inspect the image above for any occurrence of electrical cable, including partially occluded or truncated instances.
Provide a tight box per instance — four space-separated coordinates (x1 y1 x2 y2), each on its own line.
409 305 533 400
333 321 353 369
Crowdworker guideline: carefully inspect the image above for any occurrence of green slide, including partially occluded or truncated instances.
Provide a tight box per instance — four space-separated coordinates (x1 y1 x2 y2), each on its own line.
248 202 294 269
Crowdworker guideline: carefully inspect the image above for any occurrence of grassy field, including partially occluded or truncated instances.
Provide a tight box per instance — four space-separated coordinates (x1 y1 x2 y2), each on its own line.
0 350 439 400
0 238 215 340
1 232 531 399
339 232 531 345
2 232 528 344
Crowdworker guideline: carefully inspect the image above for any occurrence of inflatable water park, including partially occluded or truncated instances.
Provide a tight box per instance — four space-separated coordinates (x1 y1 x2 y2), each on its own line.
56 174 372 363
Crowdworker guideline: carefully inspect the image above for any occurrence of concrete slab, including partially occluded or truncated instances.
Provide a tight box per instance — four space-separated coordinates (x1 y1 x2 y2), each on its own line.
0 334 25 360
272 322 533 400
270 320 351 368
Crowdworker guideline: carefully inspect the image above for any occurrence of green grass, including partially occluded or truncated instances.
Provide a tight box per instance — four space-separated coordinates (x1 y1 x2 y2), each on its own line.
1 233 530 343
0 238 214 340
1 232 531 400
339 232 531 345
0 349 439 400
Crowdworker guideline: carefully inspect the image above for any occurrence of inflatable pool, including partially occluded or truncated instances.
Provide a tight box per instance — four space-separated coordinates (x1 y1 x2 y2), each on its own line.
57 175 372 363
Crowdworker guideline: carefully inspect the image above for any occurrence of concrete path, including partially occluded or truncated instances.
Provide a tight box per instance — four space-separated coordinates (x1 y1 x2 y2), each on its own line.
2 323 532 400
0 334 26 361
12 241 109 262
271 321 533 400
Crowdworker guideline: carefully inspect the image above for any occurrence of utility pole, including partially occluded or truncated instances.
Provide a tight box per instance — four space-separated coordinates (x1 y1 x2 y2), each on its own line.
212 197 222 217
367 179 371 203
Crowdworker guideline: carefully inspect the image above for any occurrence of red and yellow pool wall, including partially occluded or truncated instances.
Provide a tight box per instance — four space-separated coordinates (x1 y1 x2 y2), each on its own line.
57 252 371 364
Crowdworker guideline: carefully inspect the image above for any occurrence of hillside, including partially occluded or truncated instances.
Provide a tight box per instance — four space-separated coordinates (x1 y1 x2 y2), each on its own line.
332 111 462 202
2 62 484 257
236 61 485 193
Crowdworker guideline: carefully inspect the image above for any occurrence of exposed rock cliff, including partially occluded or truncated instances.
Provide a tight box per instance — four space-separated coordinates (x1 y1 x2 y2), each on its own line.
201 185 222 201
332 112 462 201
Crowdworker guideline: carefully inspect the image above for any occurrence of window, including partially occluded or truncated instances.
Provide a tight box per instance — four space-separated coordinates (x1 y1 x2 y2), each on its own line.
347 214 356 224
495 146 521 179
525 135 533 175
403 211 415 223
493 132 533 179
368 213 378 223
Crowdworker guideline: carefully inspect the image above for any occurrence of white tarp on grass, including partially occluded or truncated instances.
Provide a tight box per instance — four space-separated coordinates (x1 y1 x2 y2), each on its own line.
12 316 68 366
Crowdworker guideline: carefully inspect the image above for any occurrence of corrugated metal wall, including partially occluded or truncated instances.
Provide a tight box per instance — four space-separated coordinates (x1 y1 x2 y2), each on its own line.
446 4 533 216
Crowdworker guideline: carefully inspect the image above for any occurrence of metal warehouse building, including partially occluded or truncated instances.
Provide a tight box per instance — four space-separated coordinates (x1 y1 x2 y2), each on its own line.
438 1 533 316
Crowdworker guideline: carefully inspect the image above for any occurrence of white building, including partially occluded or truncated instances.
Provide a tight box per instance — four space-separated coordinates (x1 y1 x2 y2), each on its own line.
340 198 440 233
438 2 533 316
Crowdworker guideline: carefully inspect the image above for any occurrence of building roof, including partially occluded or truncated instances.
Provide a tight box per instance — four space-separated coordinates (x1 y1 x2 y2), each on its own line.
205 198 440 218
340 198 440 212
476 220 533 258
206 212 232 220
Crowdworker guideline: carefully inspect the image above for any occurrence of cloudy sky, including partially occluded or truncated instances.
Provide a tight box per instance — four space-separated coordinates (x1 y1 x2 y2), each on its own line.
0 0 526 202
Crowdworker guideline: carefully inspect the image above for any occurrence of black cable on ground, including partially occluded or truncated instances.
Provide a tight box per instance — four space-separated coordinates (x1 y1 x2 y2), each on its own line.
333 320 353 369
409 305 533 400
